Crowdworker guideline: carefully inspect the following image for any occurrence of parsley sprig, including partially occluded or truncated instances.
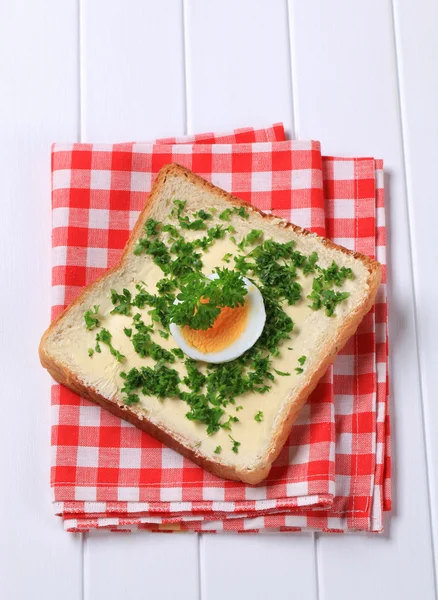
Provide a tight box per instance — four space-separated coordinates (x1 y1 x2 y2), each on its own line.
171 268 248 330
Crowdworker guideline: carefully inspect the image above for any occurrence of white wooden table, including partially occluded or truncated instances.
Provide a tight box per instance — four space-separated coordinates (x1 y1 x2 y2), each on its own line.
1 1 437 598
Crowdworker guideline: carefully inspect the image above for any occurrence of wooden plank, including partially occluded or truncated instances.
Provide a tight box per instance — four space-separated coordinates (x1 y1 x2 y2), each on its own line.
392 0 438 578
81 0 186 142
200 534 317 600
0 1 82 599
184 0 294 135
85 531 199 600
81 2 199 599
185 2 317 599
289 0 436 597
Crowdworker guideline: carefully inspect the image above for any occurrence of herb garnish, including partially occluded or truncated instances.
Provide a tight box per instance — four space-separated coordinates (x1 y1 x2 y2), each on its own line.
121 364 181 399
170 268 248 330
294 356 307 375
182 392 225 435
95 328 125 362
144 218 160 237
238 228 263 250
307 277 350 316
219 206 249 221
229 435 241 454
274 369 291 377
110 288 132 316
307 261 353 316
183 359 207 392
92 201 354 445
84 305 100 330
214 445 222 454
131 316 175 362
171 348 185 359
221 415 239 431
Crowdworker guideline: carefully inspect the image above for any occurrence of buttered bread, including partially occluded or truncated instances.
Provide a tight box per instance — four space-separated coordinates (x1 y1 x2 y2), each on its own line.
40 164 381 484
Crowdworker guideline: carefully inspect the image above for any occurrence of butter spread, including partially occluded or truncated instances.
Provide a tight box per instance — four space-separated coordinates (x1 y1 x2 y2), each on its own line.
49 209 369 469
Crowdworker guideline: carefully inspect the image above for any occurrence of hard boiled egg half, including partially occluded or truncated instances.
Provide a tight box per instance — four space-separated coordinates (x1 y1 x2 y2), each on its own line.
169 275 266 364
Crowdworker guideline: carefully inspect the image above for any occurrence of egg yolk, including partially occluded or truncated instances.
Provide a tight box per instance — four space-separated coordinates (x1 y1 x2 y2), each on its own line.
182 301 250 353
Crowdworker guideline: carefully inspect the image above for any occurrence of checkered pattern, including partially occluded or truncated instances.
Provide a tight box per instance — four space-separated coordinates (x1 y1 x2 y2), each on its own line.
49 124 390 533
155 122 286 145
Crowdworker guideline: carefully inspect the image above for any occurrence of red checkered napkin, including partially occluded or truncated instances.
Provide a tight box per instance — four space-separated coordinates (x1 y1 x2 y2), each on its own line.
49 123 390 533
51 125 335 522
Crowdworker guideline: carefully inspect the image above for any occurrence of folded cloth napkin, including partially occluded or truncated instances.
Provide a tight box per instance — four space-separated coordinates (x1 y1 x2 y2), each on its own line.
49 124 390 533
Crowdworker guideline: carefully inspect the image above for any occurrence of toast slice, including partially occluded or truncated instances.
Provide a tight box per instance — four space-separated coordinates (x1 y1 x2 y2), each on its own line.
40 164 381 485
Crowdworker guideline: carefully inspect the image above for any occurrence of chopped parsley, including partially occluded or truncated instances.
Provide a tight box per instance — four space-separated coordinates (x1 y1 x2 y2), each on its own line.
194 224 233 252
171 199 209 231
121 364 181 400
222 252 233 263
84 305 100 330
194 209 213 221
88 201 354 446
171 348 185 359
221 415 239 431
131 316 175 362
219 206 249 221
238 228 263 250
110 288 132 316
132 285 174 330
214 445 222 454
256 292 294 355
248 240 303 305
229 435 241 454
144 218 160 237
95 328 125 362
219 208 232 221
183 358 206 392
306 261 353 316
235 206 249 219
307 276 350 317
161 223 181 239
323 261 354 286
182 392 225 435
274 369 291 377
156 278 177 294
302 251 319 275
124 393 140 406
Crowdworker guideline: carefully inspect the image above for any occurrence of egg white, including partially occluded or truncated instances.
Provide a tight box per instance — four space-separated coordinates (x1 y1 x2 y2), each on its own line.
169 276 266 364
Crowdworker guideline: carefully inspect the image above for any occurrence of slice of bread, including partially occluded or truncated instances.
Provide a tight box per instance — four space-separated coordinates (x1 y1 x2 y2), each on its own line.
40 164 381 485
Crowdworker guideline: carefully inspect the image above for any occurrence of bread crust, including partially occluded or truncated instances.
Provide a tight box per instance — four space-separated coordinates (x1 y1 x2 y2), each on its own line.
40 163 382 485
